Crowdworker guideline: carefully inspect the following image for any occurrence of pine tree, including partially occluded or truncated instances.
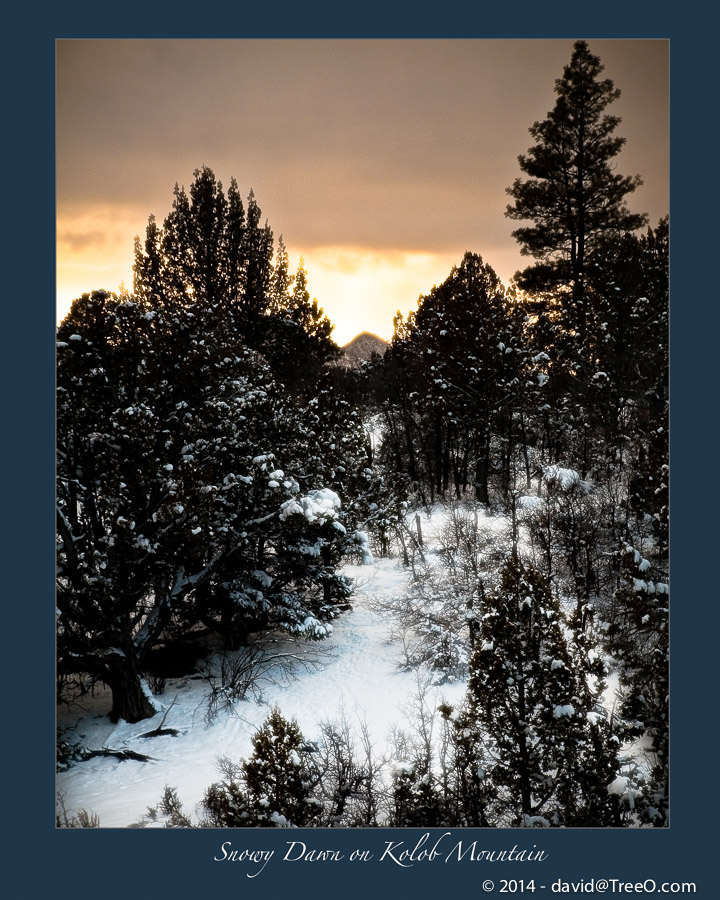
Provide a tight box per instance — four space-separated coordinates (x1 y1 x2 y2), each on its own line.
506 40 647 341
202 708 321 827
378 252 523 503
466 553 619 826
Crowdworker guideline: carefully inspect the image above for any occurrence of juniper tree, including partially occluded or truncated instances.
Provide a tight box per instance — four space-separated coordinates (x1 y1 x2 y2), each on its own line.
133 167 338 390
56 291 355 721
58 171 380 723
262 257 340 394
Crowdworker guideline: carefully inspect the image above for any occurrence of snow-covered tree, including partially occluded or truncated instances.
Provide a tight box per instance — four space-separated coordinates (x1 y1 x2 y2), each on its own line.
133 166 339 393
202 708 321 827
58 169 386 723
607 544 669 825
466 553 620 826
390 757 445 827
378 252 525 503
57 291 355 721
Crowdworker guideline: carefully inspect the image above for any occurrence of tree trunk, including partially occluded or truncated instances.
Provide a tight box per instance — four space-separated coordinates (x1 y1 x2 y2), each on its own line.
105 654 156 723
475 435 490 504
519 411 532 490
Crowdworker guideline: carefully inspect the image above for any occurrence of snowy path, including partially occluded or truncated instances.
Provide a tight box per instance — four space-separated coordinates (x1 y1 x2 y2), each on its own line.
56 554 465 828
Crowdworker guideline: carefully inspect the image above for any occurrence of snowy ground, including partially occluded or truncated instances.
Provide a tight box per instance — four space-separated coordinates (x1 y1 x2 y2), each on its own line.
56 503 642 828
56 510 474 828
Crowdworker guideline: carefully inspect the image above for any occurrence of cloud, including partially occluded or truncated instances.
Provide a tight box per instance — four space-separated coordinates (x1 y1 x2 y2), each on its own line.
56 39 668 338
57 229 108 253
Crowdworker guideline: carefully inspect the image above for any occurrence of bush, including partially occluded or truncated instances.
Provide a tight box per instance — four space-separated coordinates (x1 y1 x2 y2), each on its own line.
201 708 321 827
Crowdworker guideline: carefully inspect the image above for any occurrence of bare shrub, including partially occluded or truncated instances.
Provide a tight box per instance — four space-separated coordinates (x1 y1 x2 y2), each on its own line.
134 786 193 828
56 792 100 828
370 502 510 681
199 639 325 726
312 710 385 827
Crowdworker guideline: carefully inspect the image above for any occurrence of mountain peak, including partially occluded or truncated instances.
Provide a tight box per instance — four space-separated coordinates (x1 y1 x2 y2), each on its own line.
336 332 388 368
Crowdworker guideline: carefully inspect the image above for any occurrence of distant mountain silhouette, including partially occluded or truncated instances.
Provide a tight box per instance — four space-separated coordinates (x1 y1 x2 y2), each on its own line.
336 332 388 368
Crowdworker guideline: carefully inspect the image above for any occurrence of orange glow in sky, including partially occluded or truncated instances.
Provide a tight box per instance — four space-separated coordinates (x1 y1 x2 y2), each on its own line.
56 215 473 345
56 39 668 346
56 210 522 346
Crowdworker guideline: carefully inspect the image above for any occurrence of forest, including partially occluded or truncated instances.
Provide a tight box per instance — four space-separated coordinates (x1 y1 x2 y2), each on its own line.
56 41 668 829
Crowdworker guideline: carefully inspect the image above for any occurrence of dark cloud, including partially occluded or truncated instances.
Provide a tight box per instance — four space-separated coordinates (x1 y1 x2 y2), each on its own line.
57 38 668 265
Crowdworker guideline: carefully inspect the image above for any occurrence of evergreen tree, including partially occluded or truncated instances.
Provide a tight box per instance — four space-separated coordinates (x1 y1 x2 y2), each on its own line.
438 704 493 826
262 257 340 394
202 708 321 827
506 40 647 318
56 291 354 721
466 553 619 826
133 167 256 318
506 39 649 416
133 168 339 392
377 252 524 503
581 216 669 465
267 234 294 314
390 758 445 827
607 544 669 825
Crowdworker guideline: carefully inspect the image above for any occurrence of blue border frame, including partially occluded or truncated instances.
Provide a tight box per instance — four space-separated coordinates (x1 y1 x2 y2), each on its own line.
8 4 715 897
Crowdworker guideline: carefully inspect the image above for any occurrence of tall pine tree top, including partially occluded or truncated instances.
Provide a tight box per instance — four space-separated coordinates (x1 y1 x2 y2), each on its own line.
506 41 647 304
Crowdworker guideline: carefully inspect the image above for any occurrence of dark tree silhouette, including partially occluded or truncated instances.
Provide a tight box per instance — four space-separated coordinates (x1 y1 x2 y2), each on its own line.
506 41 647 330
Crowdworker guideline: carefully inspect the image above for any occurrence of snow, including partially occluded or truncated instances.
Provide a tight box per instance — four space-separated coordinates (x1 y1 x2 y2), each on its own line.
608 775 629 796
279 487 342 523
542 465 581 490
56 502 654 828
57 546 466 827
524 815 551 828
517 494 545 513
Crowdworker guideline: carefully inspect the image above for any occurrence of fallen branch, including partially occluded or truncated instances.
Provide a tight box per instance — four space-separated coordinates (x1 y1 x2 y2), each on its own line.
139 696 180 738
84 747 154 762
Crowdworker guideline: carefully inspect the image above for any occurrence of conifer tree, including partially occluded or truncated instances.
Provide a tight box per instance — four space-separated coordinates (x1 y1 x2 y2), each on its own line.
133 168 339 389
133 168 271 328
607 544 669 825
202 708 321 827
378 252 523 503
56 290 355 721
262 257 340 394
506 40 647 317
466 553 619 826
580 216 669 464
438 704 493 826
267 235 294 314
390 759 445 827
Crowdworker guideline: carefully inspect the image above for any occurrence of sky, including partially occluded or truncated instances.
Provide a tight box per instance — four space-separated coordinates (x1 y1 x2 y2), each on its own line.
56 39 668 345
